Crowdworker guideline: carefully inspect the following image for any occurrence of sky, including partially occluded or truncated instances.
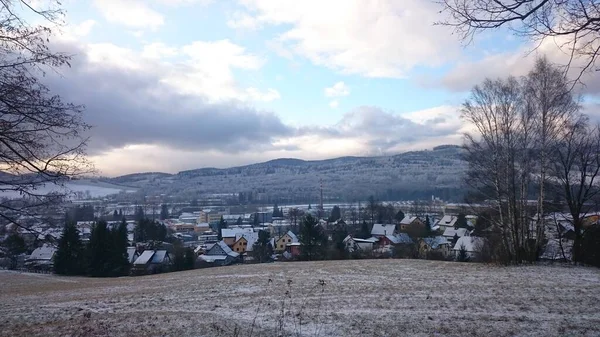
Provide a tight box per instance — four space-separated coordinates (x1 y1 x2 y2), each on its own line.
27 0 600 176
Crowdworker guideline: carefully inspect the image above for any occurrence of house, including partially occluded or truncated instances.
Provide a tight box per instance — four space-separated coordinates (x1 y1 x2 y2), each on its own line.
221 227 254 246
25 245 56 271
453 236 485 260
419 236 452 258
540 238 572 261
285 242 302 259
198 241 240 266
232 232 258 254
384 233 413 246
131 249 172 275
275 231 298 253
435 215 457 231
443 227 470 244
371 224 396 237
343 235 376 253
148 250 171 273
399 216 423 230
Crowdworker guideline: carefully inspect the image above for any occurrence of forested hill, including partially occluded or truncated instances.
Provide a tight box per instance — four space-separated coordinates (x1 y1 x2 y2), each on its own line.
109 145 467 202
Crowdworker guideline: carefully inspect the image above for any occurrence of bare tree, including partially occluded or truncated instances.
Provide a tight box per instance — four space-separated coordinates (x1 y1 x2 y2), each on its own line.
0 1 91 228
551 115 600 263
439 0 600 81
525 56 579 254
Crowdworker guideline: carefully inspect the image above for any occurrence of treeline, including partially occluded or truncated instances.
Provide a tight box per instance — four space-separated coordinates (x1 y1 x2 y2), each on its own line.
54 217 172 277
54 220 129 277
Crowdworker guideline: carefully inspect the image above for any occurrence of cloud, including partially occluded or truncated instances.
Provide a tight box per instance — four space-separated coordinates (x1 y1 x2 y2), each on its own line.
439 35 600 96
329 100 339 109
93 0 164 30
325 81 350 97
43 39 291 160
230 0 459 78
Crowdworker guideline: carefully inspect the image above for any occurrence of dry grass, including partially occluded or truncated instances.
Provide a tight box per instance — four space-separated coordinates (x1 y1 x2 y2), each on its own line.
0 260 599 337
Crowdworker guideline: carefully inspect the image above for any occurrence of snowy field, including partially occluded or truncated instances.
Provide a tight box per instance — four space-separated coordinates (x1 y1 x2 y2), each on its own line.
1 260 599 337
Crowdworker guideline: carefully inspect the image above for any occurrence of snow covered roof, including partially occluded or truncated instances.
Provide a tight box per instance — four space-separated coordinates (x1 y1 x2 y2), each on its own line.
235 232 258 251
286 231 299 243
150 250 168 264
422 236 449 249
453 236 484 252
28 245 56 261
221 227 254 238
215 241 239 258
127 247 138 263
400 216 418 225
371 224 396 236
133 250 155 265
199 255 228 262
443 227 469 238
385 233 413 244
436 215 457 227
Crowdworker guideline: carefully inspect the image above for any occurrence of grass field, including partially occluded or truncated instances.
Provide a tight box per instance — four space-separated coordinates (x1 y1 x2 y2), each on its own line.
1 260 599 337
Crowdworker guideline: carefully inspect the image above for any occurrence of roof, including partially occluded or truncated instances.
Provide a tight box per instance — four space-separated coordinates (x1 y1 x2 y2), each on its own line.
221 227 254 238
371 224 396 236
28 245 56 261
453 236 484 252
235 232 258 251
286 231 299 243
150 250 168 264
400 216 418 225
436 215 457 227
385 233 413 244
199 255 228 262
443 227 469 238
133 250 155 265
215 241 239 258
127 247 138 263
422 236 449 249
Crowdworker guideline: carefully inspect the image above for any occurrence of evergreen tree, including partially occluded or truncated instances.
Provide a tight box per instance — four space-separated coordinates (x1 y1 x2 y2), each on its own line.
113 210 119 220
135 206 145 222
424 215 433 237
109 220 130 276
118 209 123 217
160 204 169 220
3 234 26 270
457 244 469 262
299 214 328 261
236 217 243 227
329 205 342 223
395 210 405 224
190 198 198 207
331 223 348 259
184 248 196 270
358 221 371 239
54 222 85 275
252 230 273 263
87 221 111 277
455 213 469 229
272 203 280 218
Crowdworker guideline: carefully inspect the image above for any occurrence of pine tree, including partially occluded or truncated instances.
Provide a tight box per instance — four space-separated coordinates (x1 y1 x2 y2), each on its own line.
395 210 405 224
54 222 85 275
3 233 26 270
329 205 342 223
455 213 469 229
113 210 119 220
160 204 169 220
358 221 371 239
87 221 111 277
424 215 433 237
299 214 328 261
252 230 273 263
109 220 130 276
184 248 196 270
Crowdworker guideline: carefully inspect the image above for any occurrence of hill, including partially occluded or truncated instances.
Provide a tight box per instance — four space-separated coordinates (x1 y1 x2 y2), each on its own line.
108 145 467 201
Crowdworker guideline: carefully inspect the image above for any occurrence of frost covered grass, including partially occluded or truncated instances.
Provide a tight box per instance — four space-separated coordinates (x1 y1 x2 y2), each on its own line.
0 260 599 337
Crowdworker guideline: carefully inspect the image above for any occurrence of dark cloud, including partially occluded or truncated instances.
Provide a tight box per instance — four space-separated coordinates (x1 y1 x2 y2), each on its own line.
42 40 293 156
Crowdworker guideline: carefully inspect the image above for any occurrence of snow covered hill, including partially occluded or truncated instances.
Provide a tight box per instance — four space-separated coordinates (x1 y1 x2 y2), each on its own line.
109 145 468 201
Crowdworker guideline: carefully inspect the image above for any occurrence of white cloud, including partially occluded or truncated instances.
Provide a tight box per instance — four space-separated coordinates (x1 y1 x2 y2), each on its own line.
325 81 350 97
231 0 459 78
93 0 164 30
154 0 213 6
329 100 339 109
142 43 178 60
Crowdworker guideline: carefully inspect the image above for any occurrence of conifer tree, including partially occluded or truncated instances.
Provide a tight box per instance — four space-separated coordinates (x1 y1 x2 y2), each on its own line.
299 214 328 261
87 220 111 277
54 222 85 275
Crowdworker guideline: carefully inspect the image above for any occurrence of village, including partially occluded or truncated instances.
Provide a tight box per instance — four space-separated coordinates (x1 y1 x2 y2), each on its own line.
3 197 587 276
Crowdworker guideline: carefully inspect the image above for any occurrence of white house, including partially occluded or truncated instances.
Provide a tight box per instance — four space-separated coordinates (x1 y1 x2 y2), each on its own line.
436 215 457 231
371 224 396 237
453 236 485 260
443 227 470 242
343 235 376 253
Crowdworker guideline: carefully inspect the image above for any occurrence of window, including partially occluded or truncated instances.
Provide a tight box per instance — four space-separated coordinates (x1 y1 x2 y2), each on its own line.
288 239 291 243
